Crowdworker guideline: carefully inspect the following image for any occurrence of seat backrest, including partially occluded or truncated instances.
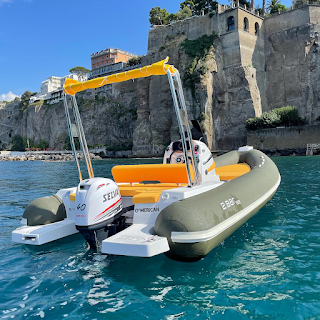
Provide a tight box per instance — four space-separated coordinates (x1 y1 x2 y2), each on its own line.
112 164 191 184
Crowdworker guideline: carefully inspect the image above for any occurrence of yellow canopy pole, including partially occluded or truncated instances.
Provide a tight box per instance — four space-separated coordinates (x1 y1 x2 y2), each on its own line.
63 57 177 96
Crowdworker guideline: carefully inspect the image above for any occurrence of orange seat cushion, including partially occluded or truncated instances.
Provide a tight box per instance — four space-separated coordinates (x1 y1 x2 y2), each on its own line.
132 191 163 204
112 164 192 184
118 184 179 197
216 163 250 180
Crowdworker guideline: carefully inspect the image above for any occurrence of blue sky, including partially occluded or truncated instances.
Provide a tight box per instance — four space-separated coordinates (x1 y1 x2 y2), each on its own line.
0 0 293 101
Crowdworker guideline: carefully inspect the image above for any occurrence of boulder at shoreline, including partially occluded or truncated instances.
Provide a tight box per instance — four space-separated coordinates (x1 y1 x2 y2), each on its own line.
0 152 102 162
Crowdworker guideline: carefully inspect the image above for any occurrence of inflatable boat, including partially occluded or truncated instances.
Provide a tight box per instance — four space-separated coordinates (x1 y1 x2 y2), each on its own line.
12 58 280 261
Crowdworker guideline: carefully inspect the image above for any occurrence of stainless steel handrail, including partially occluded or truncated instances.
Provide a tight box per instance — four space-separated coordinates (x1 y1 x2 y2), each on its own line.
173 72 199 185
63 93 83 182
167 70 193 187
71 96 94 179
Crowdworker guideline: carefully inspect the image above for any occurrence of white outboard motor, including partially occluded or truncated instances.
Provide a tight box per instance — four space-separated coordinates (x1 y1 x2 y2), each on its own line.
74 177 124 248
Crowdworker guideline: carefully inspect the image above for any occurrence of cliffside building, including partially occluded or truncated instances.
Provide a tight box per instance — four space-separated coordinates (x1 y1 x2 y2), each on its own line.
30 74 80 105
41 76 65 96
0 103 15 119
90 48 136 79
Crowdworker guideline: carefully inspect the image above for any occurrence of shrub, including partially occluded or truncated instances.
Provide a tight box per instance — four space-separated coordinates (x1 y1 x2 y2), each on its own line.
64 136 80 150
127 55 144 67
273 105 305 126
246 105 306 130
245 117 263 130
37 139 49 150
106 141 133 151
10 135 25 151
261 110 281 128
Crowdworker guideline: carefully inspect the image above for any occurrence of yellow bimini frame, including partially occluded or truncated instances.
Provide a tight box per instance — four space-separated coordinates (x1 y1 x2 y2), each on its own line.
63 57 199 186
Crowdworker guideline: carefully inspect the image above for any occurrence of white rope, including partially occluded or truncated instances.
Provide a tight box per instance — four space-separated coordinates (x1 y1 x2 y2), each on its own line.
99 78 107 86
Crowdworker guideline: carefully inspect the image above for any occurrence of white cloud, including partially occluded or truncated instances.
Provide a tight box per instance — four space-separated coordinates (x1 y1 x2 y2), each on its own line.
0 0 13 5
0 91 20 102
0 0 31 5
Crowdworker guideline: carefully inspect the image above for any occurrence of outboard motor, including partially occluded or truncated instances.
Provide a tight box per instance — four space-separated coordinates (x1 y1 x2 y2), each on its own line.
74 177 124 249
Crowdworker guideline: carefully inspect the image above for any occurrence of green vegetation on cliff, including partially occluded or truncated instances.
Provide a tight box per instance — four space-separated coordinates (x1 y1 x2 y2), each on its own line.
106 140 133 152
63 136 80 150
266 0 287 14
180 33 217 98
9 135 49 151
127 55 145 66
19 91 37 111
246 106 306 130
149 0 218 26
10 135 25 151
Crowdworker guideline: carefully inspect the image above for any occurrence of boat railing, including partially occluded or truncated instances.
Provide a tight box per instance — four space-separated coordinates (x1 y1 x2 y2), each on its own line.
63 58 200 186
306 143 320 155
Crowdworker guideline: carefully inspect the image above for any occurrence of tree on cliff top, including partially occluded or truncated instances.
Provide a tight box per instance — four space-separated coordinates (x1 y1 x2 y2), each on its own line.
149 1 218 27
69 66 90 82
127 55 145 66
193 0 218 15
149 7 169 25
19 91 32 110
176 6 193 20
266 0 287 13
180 0 194 10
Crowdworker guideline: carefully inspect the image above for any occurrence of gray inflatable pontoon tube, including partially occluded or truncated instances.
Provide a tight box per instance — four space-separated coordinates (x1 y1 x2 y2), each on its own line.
154 149 281 261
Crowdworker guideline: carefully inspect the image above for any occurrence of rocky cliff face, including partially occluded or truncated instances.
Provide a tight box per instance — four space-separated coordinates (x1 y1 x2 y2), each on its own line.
265 23 320 123
0 89 137 151
132 33 258 153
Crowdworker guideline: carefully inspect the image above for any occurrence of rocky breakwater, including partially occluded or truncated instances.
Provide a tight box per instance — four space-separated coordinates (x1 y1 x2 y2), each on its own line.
260 148 307 157
0 152 102 162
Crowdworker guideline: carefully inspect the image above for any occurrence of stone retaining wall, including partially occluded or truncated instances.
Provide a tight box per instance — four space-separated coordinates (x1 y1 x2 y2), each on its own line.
247 125 320 150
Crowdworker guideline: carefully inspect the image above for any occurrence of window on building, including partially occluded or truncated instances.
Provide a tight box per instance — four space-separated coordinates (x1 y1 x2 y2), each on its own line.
227 16 235 31
244 17 249 32
255 22 259 36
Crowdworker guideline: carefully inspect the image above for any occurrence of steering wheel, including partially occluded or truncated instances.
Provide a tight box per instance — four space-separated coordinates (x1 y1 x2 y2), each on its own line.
171 152 186 164
167 140 194 164
169 152 194 164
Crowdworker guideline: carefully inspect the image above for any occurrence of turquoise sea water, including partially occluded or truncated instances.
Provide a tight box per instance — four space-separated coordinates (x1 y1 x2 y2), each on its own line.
1 156 320 319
